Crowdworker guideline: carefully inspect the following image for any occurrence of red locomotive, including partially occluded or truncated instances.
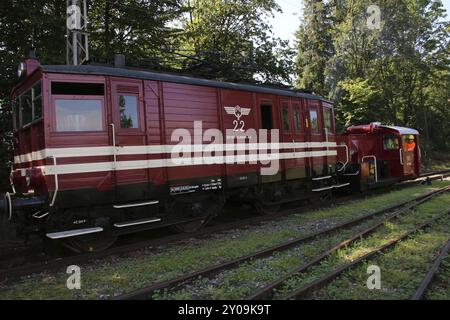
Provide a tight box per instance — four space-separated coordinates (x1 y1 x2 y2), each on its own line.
0 55 420 252
337 122 420 190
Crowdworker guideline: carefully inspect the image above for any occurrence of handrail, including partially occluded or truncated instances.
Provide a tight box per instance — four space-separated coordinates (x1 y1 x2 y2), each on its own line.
9 165 16 195
110 123 117 169
336 144 349 172
399 148 404 165
362 155 378 183
49 156 59 207
343 170 360 176
5 192 12 221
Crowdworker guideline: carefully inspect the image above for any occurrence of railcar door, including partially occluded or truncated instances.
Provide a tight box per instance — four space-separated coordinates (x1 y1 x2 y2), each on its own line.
306 100 325 177
381 133 402 179
257 95 282 183
288 99 308 180
221 89 259 188
279 98 295 181
110 78 149 203
47 75 113 208
401 135 416 177
322 102 337 176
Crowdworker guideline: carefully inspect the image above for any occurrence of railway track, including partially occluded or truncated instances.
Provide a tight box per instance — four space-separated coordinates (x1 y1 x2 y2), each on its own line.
249 188 450 300
0 192 358 281
411 238 450 300
112 185 450 300
0 171 448 284
279 210 450 300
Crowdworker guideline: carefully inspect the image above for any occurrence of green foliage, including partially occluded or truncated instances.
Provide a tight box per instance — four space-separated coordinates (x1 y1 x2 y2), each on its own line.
88 0 185 65
296 0 450 149
295 0 334 95
337 78 381 129
180 0 295 83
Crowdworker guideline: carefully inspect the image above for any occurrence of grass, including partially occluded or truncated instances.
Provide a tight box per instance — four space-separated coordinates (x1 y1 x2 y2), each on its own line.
0 181 449 300
162 193 450 300
424 254 450 300
306 194 450 300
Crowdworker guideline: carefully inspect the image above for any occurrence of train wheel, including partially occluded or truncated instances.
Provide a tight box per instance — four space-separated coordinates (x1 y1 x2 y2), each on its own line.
66 234 117 253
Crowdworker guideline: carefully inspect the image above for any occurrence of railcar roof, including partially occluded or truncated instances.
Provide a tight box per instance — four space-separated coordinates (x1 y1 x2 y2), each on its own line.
41 65 332 104
380 125 420 135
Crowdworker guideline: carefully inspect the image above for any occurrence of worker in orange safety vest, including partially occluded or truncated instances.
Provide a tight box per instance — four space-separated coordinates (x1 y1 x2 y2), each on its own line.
405 135 416 152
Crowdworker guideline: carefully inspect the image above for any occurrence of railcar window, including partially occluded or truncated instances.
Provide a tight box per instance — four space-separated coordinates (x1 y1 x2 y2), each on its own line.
383 134 400 150
12 99 19 131
21 91 32 126
33 81 42 120
309 109 319 132
52 82 105 95
55 99 103 132
402 135 416 151
260 104 273 130
119 95 139 129
14 81 43 130
293 106 301 131
282 108 290 131
323 108 332 132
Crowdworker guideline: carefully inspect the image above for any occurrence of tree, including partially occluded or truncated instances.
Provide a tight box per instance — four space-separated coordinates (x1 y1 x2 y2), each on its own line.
327 0 449 144
0 0 185 192
180 0 295 83
295 0 334 95
88 0 185 66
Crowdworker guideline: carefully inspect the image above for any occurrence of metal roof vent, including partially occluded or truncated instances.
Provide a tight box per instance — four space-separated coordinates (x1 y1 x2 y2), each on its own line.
114 54 126 68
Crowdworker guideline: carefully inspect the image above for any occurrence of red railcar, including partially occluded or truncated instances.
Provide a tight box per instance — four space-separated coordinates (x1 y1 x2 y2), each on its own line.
337 122 420 190
2 56 346 251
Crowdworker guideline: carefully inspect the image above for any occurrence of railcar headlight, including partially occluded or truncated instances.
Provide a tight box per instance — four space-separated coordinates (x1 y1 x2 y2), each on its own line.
17 62 26 79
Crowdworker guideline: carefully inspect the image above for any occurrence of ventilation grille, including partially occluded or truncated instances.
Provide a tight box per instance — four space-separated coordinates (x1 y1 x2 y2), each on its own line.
117 85 139 93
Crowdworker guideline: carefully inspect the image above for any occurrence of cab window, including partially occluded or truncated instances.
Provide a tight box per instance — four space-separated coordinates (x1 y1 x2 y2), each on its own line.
14 81 42 130
33 81 42 120
260 103 273 130
119 95 139 129
55 99 103 132
323 107 333 132
309 108 319 132
52 81 105 132
20 90 32 126
282 107 290 131
403 135 416 152
293 105 302 132
383 134 400 150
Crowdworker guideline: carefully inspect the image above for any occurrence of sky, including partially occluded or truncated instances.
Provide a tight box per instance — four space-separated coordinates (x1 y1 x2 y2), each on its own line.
270 0 450 46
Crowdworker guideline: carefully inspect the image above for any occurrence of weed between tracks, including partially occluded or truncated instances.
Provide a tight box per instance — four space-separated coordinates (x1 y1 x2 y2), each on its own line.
424 255 450 300
155 193 450 300
0 181 449 300
287 193 450 300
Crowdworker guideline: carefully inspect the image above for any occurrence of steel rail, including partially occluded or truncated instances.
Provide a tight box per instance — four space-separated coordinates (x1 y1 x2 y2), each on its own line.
0 192 360 281
247 186 450 300
112 186 450 300
411 238 450 300
282 210 450 300
0 171 448 282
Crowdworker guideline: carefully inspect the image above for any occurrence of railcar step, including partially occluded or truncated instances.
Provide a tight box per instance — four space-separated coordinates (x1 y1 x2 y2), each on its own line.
46 227 104 239
114 218 162 228
312 183 351 192
312 175 332 181
312 186 334 192
113 200 159 209
333 183 351 188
